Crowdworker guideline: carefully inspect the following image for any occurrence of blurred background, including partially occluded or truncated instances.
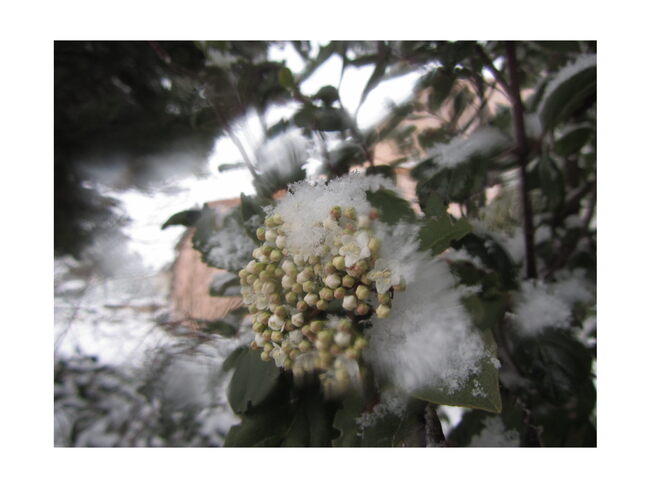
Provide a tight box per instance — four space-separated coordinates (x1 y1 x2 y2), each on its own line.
54 41 431 446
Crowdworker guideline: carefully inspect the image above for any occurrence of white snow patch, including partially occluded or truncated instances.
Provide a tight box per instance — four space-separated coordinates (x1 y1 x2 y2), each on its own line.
356 389 409 429
513 280 572 336
365 230 491 394
270 173 398 256
468 416 519 447
428 127 509 169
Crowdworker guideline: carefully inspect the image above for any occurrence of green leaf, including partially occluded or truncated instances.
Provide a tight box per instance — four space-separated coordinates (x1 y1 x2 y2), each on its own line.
538 155 565 211
462 293 509 332
313 85 339 106
227 348 281 414
332 395 426 447
332 394 364 447
161 209 201 229
365 189 416 225
222 346 246 372
240 193 267 241
413 330 502 413
427 68 456 112
554 125 592 156
454 233 517 290
511 328 592 406
539 62 596 130
278 66 295 90
418 206 472 256
224 407 293 447
365 165 396 181
192 206 255 273
282 387 334 447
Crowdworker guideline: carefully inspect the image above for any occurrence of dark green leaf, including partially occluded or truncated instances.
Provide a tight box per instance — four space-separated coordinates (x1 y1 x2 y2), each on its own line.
357 41 390 111
313 85 339 106
365 189 416 225
538 155 565 211
413 330 502 413
278 66 295 90
365 165 396 181
554 126 592 156
161 209 201 229
222 346 247 372
282 387 334 447
512 328 593 406
332 394 364 447
240 193 267 241
224 406 293 447
539 62 596 130
227 348 281 414
427 69 456 112
418 207 472 256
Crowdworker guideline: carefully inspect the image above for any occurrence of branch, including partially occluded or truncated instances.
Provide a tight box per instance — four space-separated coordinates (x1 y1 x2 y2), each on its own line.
477 43 537 278
505 42 538 279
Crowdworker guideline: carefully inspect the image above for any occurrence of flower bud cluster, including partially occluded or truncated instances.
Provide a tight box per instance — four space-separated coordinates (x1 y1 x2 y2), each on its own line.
239 206 405 395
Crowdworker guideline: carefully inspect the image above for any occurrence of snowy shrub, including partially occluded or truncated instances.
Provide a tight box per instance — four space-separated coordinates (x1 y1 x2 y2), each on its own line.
161 41 596 447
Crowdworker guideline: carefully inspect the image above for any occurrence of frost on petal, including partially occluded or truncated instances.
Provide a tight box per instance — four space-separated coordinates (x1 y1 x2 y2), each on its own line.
365 249 491 395
513 280 572 336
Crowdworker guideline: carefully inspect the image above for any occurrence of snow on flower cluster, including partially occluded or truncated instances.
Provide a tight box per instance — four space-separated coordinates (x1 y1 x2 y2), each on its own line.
428 127 509 169
239 173 492 397
365 226 490 394
269 173 400 257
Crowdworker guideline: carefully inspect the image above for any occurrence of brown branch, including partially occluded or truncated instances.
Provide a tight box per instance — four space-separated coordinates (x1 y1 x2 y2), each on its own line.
505 42 538 279
477 43 537 278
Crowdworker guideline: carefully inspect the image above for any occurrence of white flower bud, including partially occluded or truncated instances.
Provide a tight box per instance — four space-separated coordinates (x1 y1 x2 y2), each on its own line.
291 313 305 327
281 260 298 276
324 274 342 289
304 293 319 306
281 275 295 289
265 229 277 242
268 314 285 331
334 331 352 347
376 304 391 318
275 235 287 249
342 295 358 311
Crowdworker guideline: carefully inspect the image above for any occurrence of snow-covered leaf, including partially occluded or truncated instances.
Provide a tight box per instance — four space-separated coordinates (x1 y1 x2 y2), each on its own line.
192 206 256 273
413 330 502 413
538 55 596 130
